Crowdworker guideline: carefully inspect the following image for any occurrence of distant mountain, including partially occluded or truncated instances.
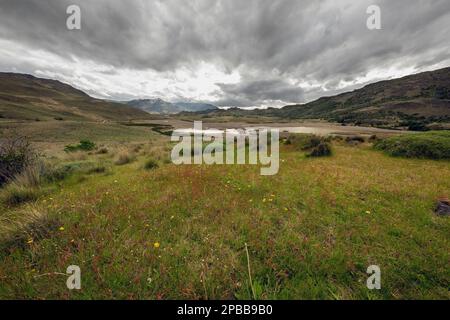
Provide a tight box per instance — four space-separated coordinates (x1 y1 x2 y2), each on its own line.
191 67 450 130
0 73 151 121
127 99 217 114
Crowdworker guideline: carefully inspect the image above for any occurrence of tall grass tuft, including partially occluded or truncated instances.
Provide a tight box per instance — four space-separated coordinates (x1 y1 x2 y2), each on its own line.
0 206 59 251
114 150 135 165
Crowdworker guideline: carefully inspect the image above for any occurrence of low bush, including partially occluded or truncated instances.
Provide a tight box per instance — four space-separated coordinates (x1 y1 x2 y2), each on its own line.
144 159 159 170
374 131 450 159
307 142 333 157
64 140 96 153
285 134 325 150
345 136 366 144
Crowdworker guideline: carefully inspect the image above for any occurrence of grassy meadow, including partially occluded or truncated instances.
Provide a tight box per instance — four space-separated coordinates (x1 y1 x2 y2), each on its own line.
0 122 449 300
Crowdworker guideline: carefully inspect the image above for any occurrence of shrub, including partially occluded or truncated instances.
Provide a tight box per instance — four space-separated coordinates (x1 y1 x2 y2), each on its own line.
345 136 366 144
0 134 36 187
286 134 324 151
374 131 450 159
114 151 135 165
144 159 159 170
307 142 332 157
64 140 96 153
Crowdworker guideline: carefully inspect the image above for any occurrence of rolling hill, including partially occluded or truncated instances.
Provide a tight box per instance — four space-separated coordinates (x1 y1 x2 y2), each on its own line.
190 67 450 130
126 98 217 114
0 73 151 121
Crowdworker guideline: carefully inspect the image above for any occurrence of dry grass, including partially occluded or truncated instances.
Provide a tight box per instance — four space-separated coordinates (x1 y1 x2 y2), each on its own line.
0 206 59 252
114 150 136 165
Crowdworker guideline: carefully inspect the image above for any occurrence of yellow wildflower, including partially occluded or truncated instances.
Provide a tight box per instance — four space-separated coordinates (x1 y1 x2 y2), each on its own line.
154 242 160 248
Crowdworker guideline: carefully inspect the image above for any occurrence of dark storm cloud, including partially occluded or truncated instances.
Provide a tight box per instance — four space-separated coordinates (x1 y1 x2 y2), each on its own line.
216 79 305 107
0 0 449 106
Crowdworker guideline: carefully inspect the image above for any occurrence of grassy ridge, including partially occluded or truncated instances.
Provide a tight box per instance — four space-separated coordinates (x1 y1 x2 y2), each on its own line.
0 142 449 299
375 131 450 159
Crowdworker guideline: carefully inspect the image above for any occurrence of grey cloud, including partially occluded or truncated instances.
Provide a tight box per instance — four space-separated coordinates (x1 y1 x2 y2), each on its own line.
0 0 449 106
216 79 304 107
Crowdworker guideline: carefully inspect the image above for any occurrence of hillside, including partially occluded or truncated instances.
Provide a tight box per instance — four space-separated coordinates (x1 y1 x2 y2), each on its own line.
191 67 450 130
127 98 217 114
0 73 151 121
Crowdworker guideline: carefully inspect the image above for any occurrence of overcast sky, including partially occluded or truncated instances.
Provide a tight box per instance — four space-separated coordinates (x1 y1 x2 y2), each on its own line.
0 0 449 108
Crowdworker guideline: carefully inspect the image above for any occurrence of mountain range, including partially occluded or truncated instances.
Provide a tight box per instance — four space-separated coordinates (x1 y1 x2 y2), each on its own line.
190 67 450 130
0 67 449 130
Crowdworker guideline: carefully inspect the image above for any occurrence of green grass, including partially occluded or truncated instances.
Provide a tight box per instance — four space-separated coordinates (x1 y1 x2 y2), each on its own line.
375 131 450 159
0 140 449 300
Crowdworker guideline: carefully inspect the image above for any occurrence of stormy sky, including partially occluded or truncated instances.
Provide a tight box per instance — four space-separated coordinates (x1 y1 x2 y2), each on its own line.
0 0 449 108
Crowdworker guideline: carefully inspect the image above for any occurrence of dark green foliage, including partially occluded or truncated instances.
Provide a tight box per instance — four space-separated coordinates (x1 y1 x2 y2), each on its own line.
375 131 450 159
307 142 333 157
64 140 96 152
286 134 333 157
144 159 159 170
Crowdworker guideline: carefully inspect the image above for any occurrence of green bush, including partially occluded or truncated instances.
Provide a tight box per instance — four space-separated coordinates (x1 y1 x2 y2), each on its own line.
64 140 96 153
307 142 332 157
375 131 450 159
